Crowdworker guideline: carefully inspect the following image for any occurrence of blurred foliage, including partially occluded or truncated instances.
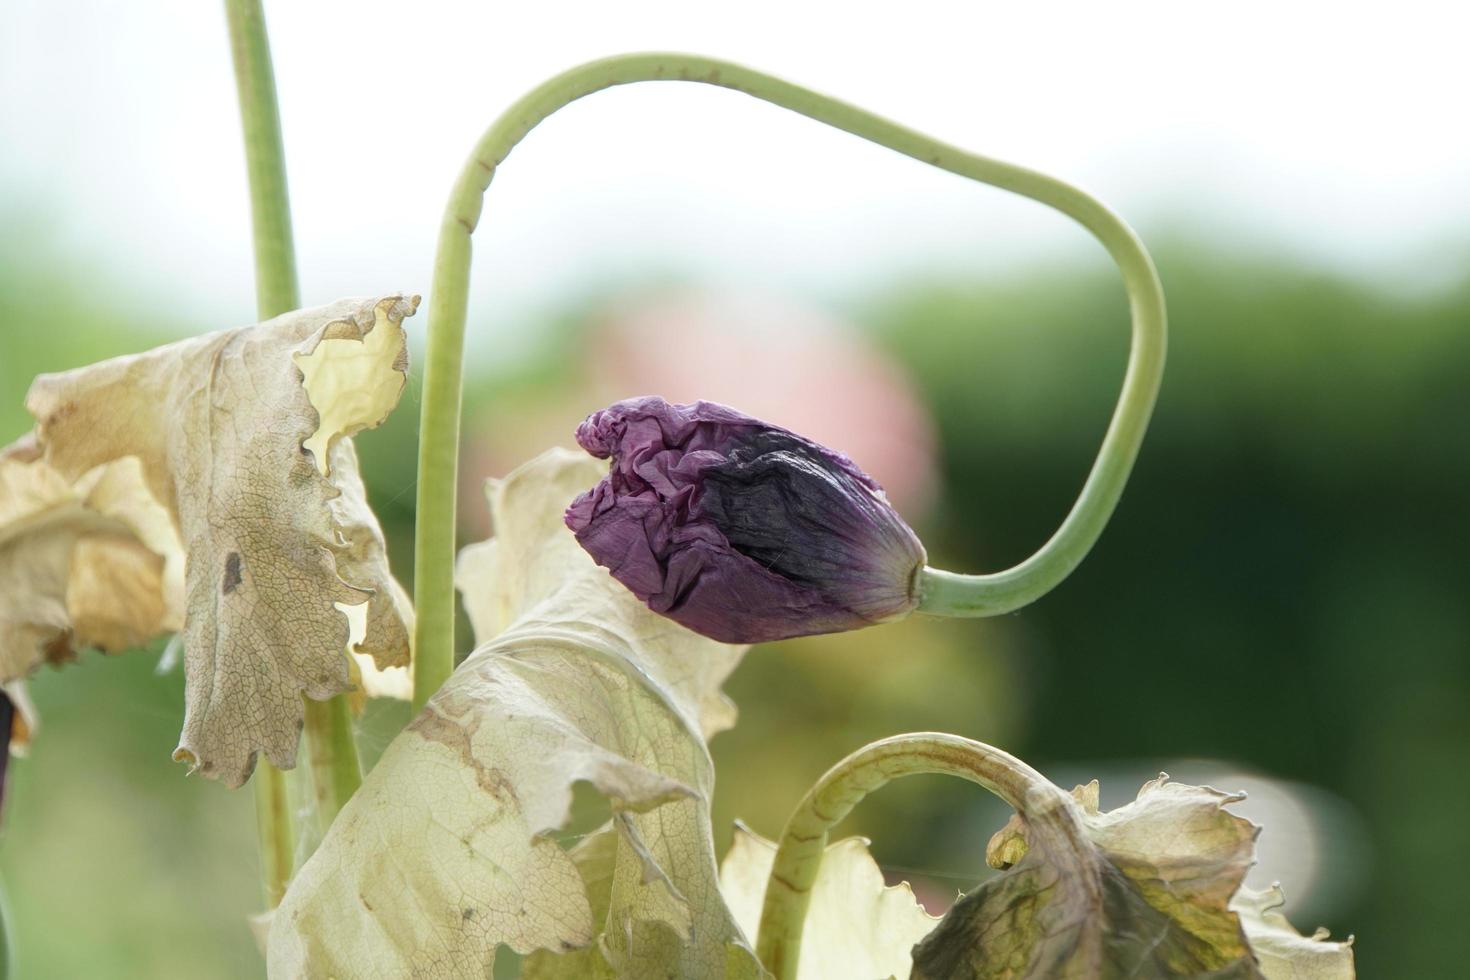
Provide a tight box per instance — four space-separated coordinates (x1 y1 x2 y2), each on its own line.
1 237 1466 978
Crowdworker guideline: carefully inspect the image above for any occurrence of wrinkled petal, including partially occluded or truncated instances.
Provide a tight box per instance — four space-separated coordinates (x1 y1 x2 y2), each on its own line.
268 450 757 978
717 822 938 980
566 396 925 643
24 295 417 785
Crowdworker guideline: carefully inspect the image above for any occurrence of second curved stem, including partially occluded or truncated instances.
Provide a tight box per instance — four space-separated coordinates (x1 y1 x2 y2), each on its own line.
753 733 1091 979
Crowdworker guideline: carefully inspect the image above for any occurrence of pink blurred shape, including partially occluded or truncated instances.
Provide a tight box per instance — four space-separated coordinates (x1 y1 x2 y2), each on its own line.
587 289 937 516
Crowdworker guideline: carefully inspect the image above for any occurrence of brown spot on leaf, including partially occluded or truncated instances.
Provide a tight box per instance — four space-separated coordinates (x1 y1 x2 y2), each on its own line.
408 702 518 806
222 552 243 594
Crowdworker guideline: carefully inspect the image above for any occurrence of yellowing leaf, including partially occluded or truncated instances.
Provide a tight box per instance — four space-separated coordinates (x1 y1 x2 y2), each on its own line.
913 774 1354 979
0 442 184 683
268 450 757 978
717 822 938 980
24 295 417 785
1233 885 1355 980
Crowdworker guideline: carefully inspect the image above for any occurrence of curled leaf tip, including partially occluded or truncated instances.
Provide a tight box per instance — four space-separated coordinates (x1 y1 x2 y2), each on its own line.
295 294 420 476
565 396 926 644
1233 883 1356 978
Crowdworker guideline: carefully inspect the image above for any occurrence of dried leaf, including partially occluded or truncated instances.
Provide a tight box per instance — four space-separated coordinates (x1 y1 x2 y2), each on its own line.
24 295 417 785
716 822 938 980
0 446 184 683
1233 885 1355 980
912 774 1353 979
268 450 757 978
915 775 1357 979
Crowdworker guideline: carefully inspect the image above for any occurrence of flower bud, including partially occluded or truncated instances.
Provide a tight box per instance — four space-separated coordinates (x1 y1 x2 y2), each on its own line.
564 397 926 643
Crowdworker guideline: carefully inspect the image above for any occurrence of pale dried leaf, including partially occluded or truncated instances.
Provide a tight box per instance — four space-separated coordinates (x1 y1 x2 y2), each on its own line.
519 829 621 980
269 450 757 978
521 812 717 980
25 295 417 785
718 822 938 980
1233 885 1355 980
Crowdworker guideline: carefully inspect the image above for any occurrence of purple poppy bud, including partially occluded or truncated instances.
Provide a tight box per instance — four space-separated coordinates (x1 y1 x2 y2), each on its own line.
564 396 926 643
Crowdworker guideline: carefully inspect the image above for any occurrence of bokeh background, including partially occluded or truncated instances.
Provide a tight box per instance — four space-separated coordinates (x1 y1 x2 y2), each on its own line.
2 2 1467 977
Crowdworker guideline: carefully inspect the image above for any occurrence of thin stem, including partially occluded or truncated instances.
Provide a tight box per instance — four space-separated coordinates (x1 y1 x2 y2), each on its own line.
252 762 295 908
225 0 299 318
301 695 363 835
415 54 1166 696
753 733 1092 979
224 0 359 900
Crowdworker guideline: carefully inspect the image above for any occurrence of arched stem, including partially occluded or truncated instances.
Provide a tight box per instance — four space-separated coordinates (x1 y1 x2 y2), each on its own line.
753 733 1092 978
413 52 1167 704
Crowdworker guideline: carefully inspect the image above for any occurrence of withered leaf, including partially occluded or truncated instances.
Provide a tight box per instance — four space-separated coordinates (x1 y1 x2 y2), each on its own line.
24 295 417 785
268 450 757 978
913 775 1355 979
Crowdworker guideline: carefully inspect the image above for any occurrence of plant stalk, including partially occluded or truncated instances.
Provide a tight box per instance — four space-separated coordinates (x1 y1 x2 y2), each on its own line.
753 733 1091 979
301 694 363 835
224 0 361 901
414 53 1166 706
225 0 298 318
251 762 295 908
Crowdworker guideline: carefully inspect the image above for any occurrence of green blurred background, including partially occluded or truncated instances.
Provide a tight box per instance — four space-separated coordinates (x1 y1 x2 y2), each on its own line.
2 226 1466 976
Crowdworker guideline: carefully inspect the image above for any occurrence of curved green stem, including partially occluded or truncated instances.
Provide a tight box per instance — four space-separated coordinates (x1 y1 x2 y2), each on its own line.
753 733 1091 979
414 53 1165 696
225 0 360 899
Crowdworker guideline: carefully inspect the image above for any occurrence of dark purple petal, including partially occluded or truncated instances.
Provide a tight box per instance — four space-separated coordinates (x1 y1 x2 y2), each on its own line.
565 396 925 643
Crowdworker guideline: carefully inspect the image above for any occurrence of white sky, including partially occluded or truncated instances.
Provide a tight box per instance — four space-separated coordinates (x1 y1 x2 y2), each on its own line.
3 1 1468 351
